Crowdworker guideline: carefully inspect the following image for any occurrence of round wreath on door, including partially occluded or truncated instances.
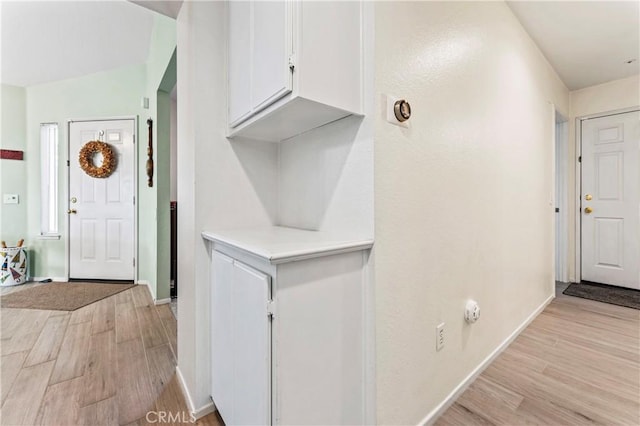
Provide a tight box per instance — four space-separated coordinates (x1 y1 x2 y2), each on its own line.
78 141 117 178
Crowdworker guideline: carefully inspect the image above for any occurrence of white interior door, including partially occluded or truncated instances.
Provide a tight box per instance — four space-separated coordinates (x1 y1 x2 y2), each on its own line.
581 110 639 289
69 119 135 280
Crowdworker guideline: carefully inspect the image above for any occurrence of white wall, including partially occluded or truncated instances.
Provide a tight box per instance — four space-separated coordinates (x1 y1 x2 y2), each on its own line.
374 2 569 424
278 115 373 236
566 75 640 282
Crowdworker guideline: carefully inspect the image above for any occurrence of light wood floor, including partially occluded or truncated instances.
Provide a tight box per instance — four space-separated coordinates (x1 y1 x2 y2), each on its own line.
3 284 637 425
436 290 640 425
0 283 223 426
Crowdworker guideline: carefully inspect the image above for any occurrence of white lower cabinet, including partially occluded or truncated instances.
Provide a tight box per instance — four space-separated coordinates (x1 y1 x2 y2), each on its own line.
206 227 373 425
211 251 271 425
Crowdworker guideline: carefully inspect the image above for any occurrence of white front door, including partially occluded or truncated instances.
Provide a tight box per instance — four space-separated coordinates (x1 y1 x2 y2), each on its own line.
581 110 639 289
69 119 135 280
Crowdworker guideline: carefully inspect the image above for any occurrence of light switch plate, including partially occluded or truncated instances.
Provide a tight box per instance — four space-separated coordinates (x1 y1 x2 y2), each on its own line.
3 194 19 204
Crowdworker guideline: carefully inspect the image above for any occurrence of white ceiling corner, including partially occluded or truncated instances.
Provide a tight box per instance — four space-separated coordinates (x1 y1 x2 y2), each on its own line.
128 0 183 19
507 1 640 91
1 0 156 87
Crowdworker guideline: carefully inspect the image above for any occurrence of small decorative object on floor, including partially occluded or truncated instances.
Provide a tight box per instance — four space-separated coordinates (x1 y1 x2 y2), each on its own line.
563 281 640 310
79 140 117 178
1 241 28 287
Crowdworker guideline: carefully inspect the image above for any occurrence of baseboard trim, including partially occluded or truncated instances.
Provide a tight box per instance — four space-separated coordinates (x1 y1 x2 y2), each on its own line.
30 277 68 283
155 298 172 305
194 401 216 420
136 280 158 301
175 366 217 420
176 366 195 413
419 294 555 426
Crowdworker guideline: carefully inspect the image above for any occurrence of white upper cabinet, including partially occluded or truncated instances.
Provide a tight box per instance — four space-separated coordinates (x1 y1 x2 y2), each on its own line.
228 1 253 125
227 0 363 142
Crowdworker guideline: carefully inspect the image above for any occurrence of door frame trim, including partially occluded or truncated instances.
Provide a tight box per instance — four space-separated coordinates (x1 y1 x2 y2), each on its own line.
65 116 139 282
554 111 569 283
574 106 640 284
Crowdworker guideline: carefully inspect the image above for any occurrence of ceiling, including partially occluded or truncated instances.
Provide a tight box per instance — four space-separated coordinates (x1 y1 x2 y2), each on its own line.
1 1 637 91
507 1 640 90
1 1 155 87
129 0 183 19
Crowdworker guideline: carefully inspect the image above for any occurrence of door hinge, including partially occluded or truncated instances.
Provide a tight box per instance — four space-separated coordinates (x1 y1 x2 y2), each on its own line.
578 156 582 163
133 258 136 267
133 135 136 144
133 196 136 205
67 160 70 167
288 55 296 72
267 300 276 319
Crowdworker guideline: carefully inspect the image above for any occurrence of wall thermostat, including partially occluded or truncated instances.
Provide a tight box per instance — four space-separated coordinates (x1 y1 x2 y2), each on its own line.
393 99 411 122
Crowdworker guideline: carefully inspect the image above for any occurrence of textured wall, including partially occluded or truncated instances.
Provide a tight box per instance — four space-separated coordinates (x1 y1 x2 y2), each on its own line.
374 2 569 423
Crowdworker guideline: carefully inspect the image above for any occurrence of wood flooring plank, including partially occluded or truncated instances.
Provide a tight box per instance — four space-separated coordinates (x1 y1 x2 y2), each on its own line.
116 300 141 343
24 313 70 367
131 285 152 308
0 360 55 425
69 302 96 325
196 412 225 426
435 403 494 426
136 303 169 349
49 321 92 385
0 351 28 405
0 308 23 338
79 396 119 426
34 376 82 425
80 329 116 406
485 350 638 425
115 288 134 305
514 397 595 426
117 337 155 425
146 343 176 397
156 304 177 360
91 297 116 335
543 364 640 405
1 310 50 355
153 375 196 425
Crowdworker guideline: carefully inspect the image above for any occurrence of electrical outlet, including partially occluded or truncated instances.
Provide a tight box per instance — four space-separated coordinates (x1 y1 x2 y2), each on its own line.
3 194 19 204
436 322 445 351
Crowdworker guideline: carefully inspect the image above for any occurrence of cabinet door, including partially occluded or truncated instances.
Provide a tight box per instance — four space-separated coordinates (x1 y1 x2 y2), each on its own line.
251 0 292 113
211 251 234 422
211 250 272 425
232 261 272 426
228 1 252 126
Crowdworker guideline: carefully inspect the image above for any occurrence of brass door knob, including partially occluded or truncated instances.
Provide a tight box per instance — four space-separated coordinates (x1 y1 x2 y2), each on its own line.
585 194 593 201
68 209 77 214
584 207 593 214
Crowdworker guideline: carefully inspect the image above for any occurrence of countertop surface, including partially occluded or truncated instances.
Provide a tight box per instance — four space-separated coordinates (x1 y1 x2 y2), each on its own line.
202 226 373 264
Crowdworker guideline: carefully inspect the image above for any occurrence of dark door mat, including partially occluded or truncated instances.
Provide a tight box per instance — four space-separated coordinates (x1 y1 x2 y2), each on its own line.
563 281 640 310
1 282 136 311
